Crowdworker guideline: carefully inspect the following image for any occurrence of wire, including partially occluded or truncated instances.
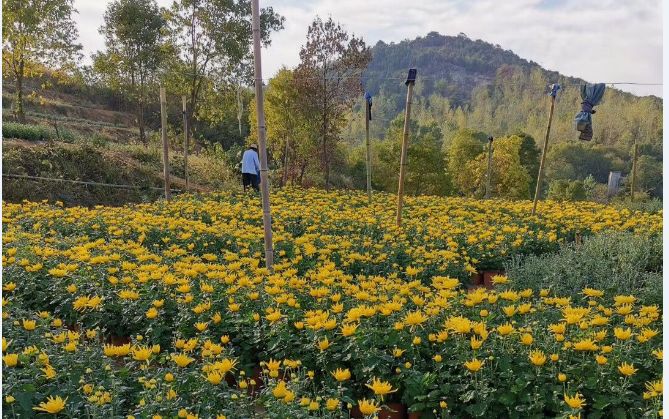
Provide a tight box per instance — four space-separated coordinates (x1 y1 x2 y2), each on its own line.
2 173 182 193
164 68 663 86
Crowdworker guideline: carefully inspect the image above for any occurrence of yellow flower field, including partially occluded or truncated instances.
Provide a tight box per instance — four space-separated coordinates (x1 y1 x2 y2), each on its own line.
1 189 662 418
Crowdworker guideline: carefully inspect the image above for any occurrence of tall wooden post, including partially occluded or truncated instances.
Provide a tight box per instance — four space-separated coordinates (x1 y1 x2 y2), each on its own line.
531 83 560 215
396 69 417 227
159 86 171 200
484 136 494 199
182 96 189 192
251 0 274 272
365 95 372 204
630 141 638 201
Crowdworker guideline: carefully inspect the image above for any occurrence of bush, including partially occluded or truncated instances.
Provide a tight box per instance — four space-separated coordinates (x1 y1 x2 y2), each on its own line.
547 179 587 201
505 232 662 306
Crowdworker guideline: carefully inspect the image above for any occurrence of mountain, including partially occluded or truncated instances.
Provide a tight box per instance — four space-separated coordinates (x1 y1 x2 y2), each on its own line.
363 31 547 106
348 32 662 156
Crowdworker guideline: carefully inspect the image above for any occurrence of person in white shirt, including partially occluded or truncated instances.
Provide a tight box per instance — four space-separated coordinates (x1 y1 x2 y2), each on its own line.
241 144 260 192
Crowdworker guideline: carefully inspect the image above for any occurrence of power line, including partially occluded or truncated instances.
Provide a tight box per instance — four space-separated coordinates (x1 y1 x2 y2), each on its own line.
165 68 663 86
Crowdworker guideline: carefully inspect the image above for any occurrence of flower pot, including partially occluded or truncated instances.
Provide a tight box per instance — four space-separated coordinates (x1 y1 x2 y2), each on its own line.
247 364 264 396
379 403 407 419
470 272 483 287
224 373 236 387
349 406 363 418
407 412 423 419
66 323 80 332
109 335 131 345
483 270 505 289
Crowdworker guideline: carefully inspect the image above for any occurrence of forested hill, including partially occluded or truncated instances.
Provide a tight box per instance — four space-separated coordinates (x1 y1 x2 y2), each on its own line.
363 31 545 105
350 31 662 156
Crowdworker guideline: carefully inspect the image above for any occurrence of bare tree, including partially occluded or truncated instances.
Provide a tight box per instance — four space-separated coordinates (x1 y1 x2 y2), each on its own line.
294 16 371 189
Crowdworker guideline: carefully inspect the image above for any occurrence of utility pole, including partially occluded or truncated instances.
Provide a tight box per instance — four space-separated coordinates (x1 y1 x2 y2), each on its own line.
251 0 274 272
159 86 171 200
182 96 189 192
484 136 494 199
396 69 417 227
531 83 560 215
365 92 372 204
630 140 639 201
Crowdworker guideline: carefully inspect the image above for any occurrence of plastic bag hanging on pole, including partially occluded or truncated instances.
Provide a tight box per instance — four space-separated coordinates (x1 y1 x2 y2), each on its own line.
365 92 372 120
574 83 605 141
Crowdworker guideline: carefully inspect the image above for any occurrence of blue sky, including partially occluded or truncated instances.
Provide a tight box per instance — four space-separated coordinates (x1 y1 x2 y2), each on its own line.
74 0 662 97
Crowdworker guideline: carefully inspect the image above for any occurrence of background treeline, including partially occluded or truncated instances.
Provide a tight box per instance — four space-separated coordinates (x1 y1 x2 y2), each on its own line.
2 1 662 202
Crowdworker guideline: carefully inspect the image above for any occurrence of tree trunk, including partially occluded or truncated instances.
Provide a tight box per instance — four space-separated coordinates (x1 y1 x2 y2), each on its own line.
282 137 290 187
322 114 329 190
15 61 25 123
138 75 146 146
299 162 307 186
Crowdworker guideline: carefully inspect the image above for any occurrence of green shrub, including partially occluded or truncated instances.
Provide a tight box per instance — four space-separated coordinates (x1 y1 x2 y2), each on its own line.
2 121 77 142
613 197 663 214
505 232 662 306
76 133 112 148
2 122 54 141
547 179 587 201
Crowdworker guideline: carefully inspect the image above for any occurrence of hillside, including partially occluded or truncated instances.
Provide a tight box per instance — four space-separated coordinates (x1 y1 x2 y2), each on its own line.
1 75 242 206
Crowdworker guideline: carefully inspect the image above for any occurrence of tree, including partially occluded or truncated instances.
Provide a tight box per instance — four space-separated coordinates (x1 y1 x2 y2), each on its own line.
294 16 371 189
545 142 613 183
513 131 540 192
248 68 310 186
447 129 486 195
466 135 534 199
2 0 81 122
366 116 452 195
635 155 662 198
164 0 283 150
93 0 165 144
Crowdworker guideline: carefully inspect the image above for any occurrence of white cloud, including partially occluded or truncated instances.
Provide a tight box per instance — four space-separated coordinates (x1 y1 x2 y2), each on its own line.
73 0 662 96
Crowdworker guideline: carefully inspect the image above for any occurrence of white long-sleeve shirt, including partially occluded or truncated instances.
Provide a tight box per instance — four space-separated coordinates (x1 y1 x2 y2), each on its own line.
241 149 260 174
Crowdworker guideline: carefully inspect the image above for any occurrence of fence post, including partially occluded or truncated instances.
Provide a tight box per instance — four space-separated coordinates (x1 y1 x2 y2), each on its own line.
365 93 372 204
531 83 560 215
396 69 417 227
630 141 638 201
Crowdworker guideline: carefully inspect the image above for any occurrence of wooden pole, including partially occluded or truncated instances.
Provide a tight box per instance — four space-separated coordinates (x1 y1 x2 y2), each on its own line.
531 84 559 215
251 0 274 272
182 95 189 192
159 86 171 200
630 141 638 201
396 78 415 227
484 136 493 199
365 97 372 204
